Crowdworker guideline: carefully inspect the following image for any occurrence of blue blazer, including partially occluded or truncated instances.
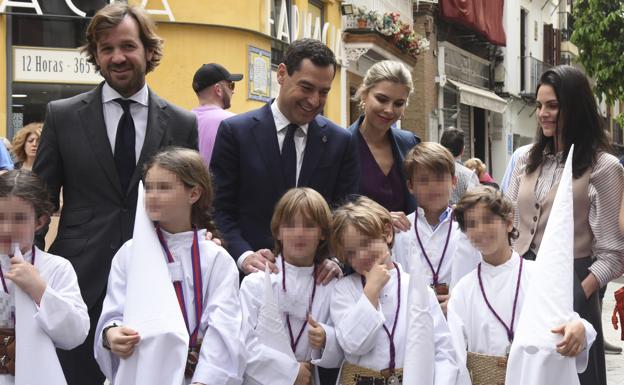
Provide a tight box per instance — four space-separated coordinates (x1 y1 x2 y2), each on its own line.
211 103 359 260
348 115 420 214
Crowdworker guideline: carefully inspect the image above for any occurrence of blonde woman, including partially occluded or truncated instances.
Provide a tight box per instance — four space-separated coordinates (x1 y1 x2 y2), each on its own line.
349 60 420 231
464 157 499 189
11 122 42 170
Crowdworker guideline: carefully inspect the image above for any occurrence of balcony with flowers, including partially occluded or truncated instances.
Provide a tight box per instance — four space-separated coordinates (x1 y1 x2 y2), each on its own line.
342 5 429 66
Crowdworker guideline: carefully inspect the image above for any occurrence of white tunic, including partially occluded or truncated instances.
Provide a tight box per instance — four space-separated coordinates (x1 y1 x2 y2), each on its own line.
392 209 481 289
447 251 596 384
0 246 89 385
95 229 246 385
239 256 342 385
331 263 458 385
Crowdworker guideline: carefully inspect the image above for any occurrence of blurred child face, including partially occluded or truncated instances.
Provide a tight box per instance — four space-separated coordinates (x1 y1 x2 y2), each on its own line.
278 211 323 266
461 202 512 260
340 224 392 275
144 165 199 230
0 196 44 255
407 168 456 212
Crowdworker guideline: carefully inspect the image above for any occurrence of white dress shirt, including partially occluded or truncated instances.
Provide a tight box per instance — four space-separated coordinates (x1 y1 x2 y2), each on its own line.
392 208 482 290
271 99 308 185
101 82 149 162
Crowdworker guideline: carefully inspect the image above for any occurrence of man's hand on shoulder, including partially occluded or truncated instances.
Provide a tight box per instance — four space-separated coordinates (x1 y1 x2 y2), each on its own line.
242 249 277 275
315 258 342 285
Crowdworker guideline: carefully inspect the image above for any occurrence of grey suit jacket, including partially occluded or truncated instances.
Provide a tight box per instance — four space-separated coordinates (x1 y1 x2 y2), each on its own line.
33 83 198 309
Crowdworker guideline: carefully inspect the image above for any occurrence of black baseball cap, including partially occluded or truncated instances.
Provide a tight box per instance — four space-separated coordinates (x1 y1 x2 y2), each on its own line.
192 63 243 93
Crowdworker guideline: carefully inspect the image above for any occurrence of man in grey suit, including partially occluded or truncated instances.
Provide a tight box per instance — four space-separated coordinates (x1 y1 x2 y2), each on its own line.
33 4 197 384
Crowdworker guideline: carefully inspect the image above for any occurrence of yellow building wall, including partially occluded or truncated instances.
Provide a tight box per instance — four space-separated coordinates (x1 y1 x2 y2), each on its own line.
142 0 268 33
147 24 272 114
0 15 6 138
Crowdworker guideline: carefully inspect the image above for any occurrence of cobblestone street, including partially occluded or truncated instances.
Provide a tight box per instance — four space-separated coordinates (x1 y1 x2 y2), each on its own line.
604 278 624 384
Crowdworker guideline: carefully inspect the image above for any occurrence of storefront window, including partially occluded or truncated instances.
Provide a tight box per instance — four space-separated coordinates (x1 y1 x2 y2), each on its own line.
308 0 324 28
8 9 103 137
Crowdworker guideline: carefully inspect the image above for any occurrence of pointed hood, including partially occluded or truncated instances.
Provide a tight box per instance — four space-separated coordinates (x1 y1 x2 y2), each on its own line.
402 261 435 384
113 181 189 384
256 263 297 361
13 245 68 384
505 145 580 385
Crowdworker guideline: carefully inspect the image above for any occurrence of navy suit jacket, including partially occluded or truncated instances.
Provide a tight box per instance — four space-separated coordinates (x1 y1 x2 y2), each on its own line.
348 115 420 214
211 103 358 260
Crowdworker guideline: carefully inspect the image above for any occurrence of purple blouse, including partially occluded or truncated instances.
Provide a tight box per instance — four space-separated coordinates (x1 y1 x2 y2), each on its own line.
357 131 406 212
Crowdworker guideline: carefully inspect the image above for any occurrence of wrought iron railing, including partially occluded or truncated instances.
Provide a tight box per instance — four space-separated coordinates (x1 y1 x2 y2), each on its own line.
522 55 553 95
440 42 490 89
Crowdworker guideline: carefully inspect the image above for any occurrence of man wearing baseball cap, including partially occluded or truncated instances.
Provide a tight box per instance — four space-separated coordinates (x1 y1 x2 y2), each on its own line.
192 63 243 165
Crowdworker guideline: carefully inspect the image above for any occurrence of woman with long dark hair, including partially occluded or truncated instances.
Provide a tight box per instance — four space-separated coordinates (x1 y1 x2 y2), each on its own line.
507 65 624 385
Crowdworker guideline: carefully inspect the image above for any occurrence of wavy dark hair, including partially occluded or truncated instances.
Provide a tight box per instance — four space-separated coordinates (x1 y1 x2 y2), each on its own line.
526 65 611 178
283 38 336 77
81 3 163 74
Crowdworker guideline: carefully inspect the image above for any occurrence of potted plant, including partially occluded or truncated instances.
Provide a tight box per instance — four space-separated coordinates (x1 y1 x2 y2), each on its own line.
353 6 369 28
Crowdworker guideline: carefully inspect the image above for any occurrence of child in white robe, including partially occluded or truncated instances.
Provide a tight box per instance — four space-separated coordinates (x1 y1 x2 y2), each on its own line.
447 186 596 384
0 170 89 385
240 188 342 385
392 142 481 314
95 148 245 385
330 196 458 385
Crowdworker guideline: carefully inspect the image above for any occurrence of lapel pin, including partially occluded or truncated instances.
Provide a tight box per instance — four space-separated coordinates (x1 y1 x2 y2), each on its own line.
322 135 328 143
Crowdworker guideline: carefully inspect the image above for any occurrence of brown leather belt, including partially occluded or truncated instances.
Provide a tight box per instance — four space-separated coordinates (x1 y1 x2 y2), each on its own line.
0 328 15 375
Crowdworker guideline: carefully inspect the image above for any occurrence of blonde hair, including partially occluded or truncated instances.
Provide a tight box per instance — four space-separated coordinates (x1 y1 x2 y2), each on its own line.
464 158 487 177
81 3 163 74
11 122 42 163
271 188 332 263
353 60 413 107
403 142 455 180
143 147 219 237
454 185 518 243
331 196 394 264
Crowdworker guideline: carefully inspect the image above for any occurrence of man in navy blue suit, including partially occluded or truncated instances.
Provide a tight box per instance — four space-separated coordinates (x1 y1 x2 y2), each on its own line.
211 39 358 278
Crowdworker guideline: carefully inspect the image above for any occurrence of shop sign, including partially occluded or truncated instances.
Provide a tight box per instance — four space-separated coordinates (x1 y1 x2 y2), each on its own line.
13 46 103 84
268 0 343 63
0 0 175 21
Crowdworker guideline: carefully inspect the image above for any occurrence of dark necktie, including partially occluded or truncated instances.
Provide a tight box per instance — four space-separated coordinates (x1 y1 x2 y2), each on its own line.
113 98 136 193
281 123 298 189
